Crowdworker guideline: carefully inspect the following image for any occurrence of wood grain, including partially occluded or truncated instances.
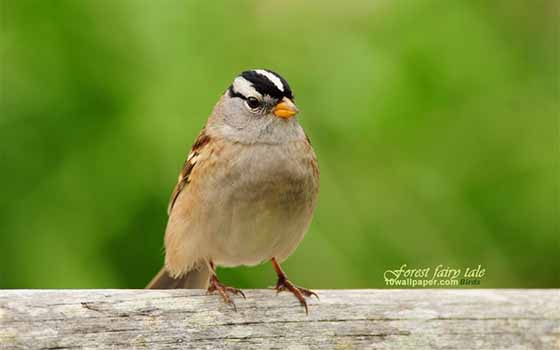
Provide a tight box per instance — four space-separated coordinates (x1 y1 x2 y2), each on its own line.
1 289 558 349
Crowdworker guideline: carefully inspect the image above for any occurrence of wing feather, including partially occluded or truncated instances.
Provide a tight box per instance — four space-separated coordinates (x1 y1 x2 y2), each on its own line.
167 128 211 215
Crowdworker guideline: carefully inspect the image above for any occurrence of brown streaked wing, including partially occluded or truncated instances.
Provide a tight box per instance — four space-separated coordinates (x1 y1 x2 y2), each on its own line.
304 132 320 179
167 128 211 215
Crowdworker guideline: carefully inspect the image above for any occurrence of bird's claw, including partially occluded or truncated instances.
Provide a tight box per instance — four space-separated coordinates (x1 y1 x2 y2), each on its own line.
275 277 318 315
207 275 245 311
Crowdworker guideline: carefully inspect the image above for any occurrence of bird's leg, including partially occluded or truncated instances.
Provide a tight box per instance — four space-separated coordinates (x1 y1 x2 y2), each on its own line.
271 257 318 315
206 262 245 311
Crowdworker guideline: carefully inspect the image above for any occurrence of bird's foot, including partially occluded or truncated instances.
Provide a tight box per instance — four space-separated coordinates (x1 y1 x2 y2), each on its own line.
207 274 245 311
275 275 318 315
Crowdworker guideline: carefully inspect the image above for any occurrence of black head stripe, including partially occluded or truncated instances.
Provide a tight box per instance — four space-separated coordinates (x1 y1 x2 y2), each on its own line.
265 69 293 101
240 70 294 101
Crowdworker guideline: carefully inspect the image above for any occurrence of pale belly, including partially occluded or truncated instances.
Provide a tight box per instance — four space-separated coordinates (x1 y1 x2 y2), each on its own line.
204 142 318 267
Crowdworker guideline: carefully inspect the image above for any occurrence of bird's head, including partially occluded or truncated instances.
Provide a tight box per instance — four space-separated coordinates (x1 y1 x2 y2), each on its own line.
208 69 304 144
227 69 299 119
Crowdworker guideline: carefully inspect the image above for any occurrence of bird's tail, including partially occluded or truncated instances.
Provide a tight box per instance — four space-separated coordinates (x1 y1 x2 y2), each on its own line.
146 263 211 289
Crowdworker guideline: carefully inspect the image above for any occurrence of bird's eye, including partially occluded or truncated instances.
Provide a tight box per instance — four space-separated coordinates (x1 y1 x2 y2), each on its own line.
246 97 261 109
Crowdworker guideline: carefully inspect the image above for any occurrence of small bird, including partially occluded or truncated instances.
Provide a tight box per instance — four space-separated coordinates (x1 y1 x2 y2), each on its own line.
147 69 319 313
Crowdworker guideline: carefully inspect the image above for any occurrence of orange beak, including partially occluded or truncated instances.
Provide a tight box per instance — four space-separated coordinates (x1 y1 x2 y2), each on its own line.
273 97 299 119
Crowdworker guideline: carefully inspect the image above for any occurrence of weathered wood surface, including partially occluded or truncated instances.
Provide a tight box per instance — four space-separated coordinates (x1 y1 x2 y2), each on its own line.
0 289 558 350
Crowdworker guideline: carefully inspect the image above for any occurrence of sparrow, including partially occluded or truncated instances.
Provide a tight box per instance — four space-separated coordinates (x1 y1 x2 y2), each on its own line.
147 69 319 313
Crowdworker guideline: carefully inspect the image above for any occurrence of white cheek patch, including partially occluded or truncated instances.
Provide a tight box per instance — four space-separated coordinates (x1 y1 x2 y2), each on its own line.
232 77 260 98
255 69 284 92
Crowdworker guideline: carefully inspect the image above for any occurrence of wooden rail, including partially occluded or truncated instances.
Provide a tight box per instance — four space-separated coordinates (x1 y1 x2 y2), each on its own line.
0 289 558 349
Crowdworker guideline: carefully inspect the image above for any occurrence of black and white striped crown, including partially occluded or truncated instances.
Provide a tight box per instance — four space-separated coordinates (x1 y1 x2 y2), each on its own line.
228 69 294 101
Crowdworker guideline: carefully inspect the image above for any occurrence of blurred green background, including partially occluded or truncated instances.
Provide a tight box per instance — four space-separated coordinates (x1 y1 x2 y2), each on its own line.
1 0 558 289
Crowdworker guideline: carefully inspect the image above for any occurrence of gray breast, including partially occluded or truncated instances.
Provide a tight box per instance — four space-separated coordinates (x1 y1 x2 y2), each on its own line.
207 140 318 266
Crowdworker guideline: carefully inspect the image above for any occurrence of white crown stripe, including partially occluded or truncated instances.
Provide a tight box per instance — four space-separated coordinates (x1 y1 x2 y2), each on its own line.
255 69 284 92
232 77 260 98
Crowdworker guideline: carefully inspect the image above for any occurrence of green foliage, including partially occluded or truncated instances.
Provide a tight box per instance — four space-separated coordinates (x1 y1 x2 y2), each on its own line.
1 0 558 288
